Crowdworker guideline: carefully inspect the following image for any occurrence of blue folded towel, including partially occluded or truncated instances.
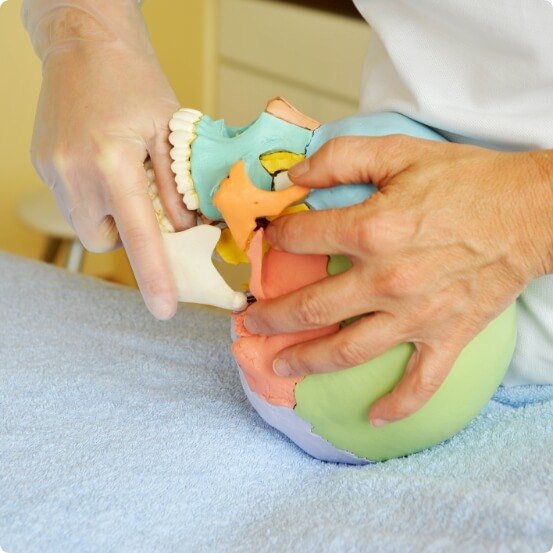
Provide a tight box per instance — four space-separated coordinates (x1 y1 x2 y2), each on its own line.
0 253 551 553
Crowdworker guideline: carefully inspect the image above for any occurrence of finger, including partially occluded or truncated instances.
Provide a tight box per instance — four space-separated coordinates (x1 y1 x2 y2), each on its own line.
244 268 378 335
271 312 400 377
288 135 431 189
108 162 177 320
69 202 121 253
59 176 120 253
368 343 462 426
149 133 197 231
264 204 372 257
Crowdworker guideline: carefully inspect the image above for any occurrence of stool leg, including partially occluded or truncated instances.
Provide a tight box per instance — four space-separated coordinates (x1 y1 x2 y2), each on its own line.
66 239 85 273
42 237 63 264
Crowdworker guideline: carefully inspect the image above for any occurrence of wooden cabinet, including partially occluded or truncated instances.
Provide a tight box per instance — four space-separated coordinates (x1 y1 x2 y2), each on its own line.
208 0 371 124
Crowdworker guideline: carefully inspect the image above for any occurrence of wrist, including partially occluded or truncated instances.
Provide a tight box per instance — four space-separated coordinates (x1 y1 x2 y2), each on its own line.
22 0 147 62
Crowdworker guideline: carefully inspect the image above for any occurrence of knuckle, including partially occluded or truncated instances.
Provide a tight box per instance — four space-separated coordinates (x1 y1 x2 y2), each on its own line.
382 402 413 422
75 222 118 253
385 265 419 298
355 210 392 255
96 142 125 173
413 370 443 400
289 350 313 375
356 217 378 254
322 136 348 161
275 215 298 246
96 146 146 200
371 273 390 297
32 147 73 188
50 149 69 175
295 292 328 328
123 223 151 250
334 339 367 368
320 137 357 182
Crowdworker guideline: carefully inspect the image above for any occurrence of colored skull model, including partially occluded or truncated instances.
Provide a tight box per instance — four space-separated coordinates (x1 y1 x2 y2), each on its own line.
147 98 517 463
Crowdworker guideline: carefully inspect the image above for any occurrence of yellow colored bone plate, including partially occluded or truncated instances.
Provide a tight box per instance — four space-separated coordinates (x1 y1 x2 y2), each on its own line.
259 151 305 175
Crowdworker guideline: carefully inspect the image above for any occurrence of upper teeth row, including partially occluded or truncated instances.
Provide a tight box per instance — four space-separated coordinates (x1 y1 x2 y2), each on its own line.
169 108 203 211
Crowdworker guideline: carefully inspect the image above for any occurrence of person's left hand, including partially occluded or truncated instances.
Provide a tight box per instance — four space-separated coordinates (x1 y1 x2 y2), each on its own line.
243 135 553 426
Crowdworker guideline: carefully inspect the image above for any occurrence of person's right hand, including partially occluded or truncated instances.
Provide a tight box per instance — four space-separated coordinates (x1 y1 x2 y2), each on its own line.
24 0 194 319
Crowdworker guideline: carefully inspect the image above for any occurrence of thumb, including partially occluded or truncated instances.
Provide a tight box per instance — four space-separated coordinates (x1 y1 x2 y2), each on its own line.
368 343 461 427
288 135 426 189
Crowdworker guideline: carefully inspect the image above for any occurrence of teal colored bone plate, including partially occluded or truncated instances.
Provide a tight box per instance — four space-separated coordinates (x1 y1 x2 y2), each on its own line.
306 112 447 210
191 112 313 220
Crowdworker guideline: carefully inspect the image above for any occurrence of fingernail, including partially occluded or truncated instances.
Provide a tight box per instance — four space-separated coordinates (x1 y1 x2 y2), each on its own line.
371 418 389 428
243 315 260 334
288 159 310 179
273 358 293 377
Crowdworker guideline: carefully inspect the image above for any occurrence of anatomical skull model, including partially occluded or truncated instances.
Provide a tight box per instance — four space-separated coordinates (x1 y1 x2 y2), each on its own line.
147 98 517 463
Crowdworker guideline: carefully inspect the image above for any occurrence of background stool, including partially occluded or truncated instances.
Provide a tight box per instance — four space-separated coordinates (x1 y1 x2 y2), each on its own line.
17 188 85 273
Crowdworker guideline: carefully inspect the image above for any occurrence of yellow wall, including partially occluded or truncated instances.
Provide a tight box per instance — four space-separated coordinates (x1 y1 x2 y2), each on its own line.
0 0 205 285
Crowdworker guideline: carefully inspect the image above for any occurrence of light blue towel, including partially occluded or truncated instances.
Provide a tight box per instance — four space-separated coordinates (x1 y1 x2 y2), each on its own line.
0 252 552 553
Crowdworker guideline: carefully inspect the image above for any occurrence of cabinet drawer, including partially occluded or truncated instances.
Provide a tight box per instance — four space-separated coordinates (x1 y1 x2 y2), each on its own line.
218 0 371 102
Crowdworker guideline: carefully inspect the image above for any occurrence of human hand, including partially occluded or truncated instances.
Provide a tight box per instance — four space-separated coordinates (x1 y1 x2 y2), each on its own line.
23 0 195 319
244 136 553 425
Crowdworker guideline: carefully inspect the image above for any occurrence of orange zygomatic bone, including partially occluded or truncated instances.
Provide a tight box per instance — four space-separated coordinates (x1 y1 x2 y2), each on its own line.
213 160 309 251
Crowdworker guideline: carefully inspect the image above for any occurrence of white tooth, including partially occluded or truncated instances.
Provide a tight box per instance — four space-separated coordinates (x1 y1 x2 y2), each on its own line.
184 190 199 201
169 130 193 147
169 114 198 131
170 113 200 130
176 184 195 196
146 167 156 182
177 185 195 197
177 185 196 197
170 147 191 161
274 171 293 191
176 108 202 120
177 188 196 198
152 197 163 211
176 173 194 190
171 160 192 174
169 128 195 146
159 218 175 234
183 193 199 211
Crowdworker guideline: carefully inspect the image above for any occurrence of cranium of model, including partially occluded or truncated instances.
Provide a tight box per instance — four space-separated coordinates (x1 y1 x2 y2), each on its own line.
146 98 517 464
